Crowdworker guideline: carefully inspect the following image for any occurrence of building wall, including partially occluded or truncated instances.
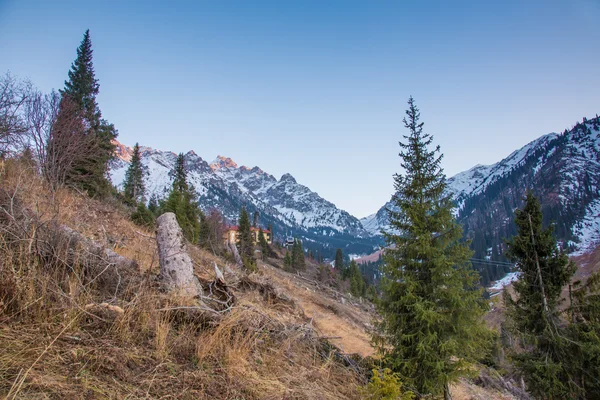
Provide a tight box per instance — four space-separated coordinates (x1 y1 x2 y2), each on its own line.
223 228 272 245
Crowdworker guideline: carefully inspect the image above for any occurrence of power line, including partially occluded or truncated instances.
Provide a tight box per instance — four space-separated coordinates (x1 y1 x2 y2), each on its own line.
469 258 514 266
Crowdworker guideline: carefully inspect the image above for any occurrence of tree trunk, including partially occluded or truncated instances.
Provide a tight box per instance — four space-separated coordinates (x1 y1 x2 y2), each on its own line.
156 212 202 297
227 240 243 266
444 382 452 400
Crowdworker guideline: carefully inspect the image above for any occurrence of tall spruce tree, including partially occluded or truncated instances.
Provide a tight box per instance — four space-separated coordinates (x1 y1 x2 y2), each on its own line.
348 260 366 297
504 192 578 398
334 248 346 277
123 143 147 204
237 207 254 264
377 97 489 400
161 153 202 242
58 30 116 196
61 30 100 128
291 239 306 271
566 273 600 399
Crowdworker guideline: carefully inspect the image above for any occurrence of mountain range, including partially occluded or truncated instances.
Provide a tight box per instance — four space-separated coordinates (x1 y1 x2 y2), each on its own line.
361 116 600 283
110 144 379 258
110 115 600 266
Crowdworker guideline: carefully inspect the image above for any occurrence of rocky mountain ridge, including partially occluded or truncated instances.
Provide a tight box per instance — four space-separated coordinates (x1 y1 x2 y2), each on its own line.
110 144 378 258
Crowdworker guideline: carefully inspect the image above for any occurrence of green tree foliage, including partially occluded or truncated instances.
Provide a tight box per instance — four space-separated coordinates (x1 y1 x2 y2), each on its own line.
334 248 344 270
258 228 270 259
505 192 576 335
61 30 100 127
504 192 584 399
283 250 293 271
236 207 256 270
334 248 349 278
161 153 202 242
148 193 159 215
123 143 147 205
348 260 367 297
291 239 306 271
131 202 155 228
361 369 414 400
566 273 600 398
58 30 116 196
376 97 490 399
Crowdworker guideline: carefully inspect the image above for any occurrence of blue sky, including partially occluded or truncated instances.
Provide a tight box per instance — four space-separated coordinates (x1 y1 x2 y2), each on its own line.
1 0 598 218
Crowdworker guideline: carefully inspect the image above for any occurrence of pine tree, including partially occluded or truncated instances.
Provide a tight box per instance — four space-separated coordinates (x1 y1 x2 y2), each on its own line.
566 273 600 398
291 239 306 271
148 193 159 215
58 30 116 196
258 228 270 259
504 192 578 398
377 97 490 399
161 153 202 242
131 202 155 227
283 250 293 271
123 143 147 204
61 30 100 128
349 260 366 297
334 248 346 277
237 207 255 268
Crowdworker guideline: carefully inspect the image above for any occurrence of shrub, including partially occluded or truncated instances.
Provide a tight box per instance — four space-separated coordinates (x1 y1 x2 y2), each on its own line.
361 368 414 400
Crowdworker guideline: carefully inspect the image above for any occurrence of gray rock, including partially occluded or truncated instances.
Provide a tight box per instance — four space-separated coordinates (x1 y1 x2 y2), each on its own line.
156 212 202 297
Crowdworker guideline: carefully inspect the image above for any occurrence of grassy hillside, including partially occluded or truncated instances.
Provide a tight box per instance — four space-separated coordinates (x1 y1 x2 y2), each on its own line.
0 159 521 399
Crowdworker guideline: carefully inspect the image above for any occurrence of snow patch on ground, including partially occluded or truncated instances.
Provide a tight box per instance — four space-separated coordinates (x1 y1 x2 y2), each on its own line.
571 198 600 256
489 272 520 290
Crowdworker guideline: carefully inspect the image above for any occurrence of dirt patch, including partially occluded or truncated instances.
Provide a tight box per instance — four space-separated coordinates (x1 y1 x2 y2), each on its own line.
261 263 375 357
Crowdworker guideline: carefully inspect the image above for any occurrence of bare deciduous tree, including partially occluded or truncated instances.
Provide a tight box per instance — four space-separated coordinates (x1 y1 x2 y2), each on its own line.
43 96 99 190
0 73 30 156
200 208 226 255
24 89 59 172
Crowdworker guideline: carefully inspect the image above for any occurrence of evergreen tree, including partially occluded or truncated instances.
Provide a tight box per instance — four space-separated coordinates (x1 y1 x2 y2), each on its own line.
376 97 490 399
349 260 366 297
161 153 202 242
61 30 100 128
123 143 147 204
291 239 306 271
258 228 270 259
334 248 347 277
566 273 600 398
148 193 159 215
334 248 344 270
131 202 155 227
504 192 578 398
237 207 255 267
58 30 116 196
283 250 293 271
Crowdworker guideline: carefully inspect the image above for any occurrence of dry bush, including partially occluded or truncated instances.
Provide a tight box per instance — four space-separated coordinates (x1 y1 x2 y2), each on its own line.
0 73 30 156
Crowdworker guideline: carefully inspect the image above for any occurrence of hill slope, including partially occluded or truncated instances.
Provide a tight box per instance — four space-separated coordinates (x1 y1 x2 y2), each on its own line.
0 159 522 399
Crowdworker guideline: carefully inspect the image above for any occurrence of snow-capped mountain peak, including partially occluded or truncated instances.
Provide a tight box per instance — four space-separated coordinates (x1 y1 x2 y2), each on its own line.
362 116 600 256
110 142 378 257
210 155 238 170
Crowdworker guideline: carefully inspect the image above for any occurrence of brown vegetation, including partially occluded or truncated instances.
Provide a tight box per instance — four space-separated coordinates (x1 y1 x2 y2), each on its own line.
0 159 367 399
0 159 528 399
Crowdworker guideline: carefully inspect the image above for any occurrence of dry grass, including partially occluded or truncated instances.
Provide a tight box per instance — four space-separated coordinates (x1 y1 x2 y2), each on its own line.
0 159 367 399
